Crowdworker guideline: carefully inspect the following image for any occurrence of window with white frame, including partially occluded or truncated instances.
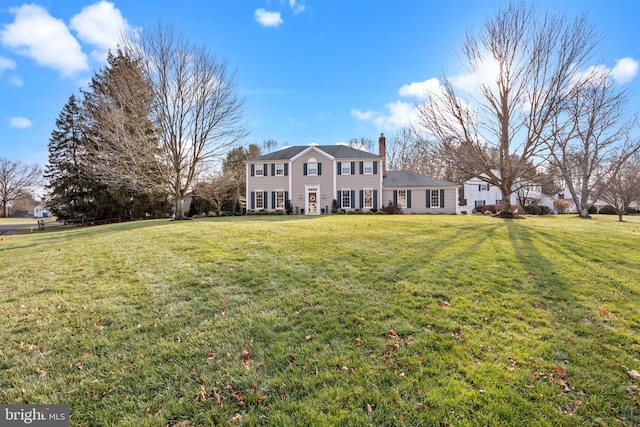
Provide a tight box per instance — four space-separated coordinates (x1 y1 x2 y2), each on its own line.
430 190 440 208
275 163 285 176
341 162 351 175
478 183 490 191
255 164 264 176
307 158 318 176
364 189 373 208
256 192 264 209
363 161 373 174
275 191 285 209
475 200 486 207
397 190 407 208
342 190 351 208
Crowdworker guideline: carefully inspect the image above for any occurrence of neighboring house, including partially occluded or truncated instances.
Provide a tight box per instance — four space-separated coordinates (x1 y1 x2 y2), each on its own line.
463 172 555 213
245 134 458 215
33 205 51 218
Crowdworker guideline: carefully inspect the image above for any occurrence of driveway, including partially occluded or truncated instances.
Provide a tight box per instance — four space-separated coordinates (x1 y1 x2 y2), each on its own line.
0 223 38 234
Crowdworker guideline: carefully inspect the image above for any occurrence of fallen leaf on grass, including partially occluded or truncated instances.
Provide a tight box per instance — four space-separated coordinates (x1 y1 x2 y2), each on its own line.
628 370 640 379
366 403 373 415
229 413 243 423
416 403 426 410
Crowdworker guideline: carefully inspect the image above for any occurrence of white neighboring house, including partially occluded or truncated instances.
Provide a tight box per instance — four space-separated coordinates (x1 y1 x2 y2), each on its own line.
463 171 555 214
33 205 51 218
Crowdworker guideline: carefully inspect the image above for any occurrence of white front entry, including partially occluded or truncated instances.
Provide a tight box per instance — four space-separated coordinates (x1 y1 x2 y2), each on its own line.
305 186 320 215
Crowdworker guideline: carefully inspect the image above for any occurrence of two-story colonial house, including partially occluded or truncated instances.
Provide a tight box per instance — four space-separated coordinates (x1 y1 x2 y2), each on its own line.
246 134 459 215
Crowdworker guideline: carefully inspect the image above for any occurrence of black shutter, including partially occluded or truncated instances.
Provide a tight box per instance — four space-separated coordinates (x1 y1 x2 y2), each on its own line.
359 190 364 208
351 162 355 175
284 164 288 176
407 190 412 209
426 189 431 208
318 163 322 176
263 191 268 209
373 190 378 209
272 192 276 209
251 164 255 177
440 189 445 208
337 162 342 175
393 190 398 206
250 192 255 209
337 191 342 208
351 190 355 208
285 191 289 205
263 164 268 176
373 161 378 175
271 164 275 176
359 162 364 174
303 163 308 175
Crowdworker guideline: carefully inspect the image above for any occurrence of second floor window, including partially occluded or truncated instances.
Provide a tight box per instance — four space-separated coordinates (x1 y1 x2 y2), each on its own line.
478 183 490 191
255 164 264 176
307 162 318 176
341 163 351 175
275 163 285 176
363 161 373 174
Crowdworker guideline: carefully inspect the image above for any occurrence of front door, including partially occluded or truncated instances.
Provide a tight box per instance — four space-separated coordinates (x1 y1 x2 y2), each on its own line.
306 186 319 214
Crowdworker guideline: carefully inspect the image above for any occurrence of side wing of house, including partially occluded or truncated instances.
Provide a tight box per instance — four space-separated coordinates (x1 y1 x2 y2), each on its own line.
381 187 457 214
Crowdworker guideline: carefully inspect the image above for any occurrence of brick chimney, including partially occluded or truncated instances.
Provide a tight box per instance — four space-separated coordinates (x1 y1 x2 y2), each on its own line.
378 133 386 177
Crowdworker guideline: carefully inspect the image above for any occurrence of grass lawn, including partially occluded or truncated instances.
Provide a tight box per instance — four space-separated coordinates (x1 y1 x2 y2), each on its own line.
1 214 639 426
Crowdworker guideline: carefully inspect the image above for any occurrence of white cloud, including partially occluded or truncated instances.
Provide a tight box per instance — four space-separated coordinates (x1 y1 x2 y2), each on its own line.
10 117 32 129
254 9 283 27
351 101 416 132
289 0 306 15
70 1 131 63
0 4 88 77
612 57 638 84
9 75 23 86
0 56 16 74
398 78 442 98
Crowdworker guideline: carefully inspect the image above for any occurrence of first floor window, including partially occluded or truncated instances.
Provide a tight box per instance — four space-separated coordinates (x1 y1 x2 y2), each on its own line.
256 192 264 209
276 191 285 209
430 190 440 208
496 199 502 205
342 190 351 208
397 190 407 208
475 200 486 207
364 189 373 208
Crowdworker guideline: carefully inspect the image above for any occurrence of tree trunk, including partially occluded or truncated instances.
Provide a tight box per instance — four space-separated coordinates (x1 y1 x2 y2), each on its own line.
2 200 7 218
498 186 514 217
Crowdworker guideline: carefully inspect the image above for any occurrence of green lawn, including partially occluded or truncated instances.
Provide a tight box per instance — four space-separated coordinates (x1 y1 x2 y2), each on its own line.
1 214 639 426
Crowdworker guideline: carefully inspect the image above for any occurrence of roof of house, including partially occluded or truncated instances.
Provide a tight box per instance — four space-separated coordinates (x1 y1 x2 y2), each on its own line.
383 170 458 188
249 145 381 161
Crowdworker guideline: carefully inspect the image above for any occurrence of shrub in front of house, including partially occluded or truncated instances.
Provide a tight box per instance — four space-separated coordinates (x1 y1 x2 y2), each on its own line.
474 204 498 214
588 205 598 215
598 205 618 215
382 202 402 214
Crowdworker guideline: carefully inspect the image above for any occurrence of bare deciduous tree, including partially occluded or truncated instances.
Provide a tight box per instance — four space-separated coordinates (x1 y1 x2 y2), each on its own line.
414 2 599 216
549 71 639 218
347 137 374 153
0 158 41 217
95 24 248 219
597 154 640 222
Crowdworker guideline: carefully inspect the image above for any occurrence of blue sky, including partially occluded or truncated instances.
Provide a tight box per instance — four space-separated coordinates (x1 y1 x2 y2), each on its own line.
1 0 639 166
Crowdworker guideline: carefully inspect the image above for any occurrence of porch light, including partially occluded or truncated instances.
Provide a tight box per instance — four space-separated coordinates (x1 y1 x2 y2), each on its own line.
299 194 303 199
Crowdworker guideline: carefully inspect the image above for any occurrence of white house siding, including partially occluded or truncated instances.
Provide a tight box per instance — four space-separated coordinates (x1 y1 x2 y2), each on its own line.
382 187 457 214
464 178 517 214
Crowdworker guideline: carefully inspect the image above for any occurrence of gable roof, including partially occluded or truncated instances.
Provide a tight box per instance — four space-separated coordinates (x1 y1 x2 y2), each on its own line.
249 145 381 162
383 170 458 188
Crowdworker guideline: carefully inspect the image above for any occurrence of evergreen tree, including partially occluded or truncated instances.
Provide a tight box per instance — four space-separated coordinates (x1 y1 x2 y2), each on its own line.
44 94 100 220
